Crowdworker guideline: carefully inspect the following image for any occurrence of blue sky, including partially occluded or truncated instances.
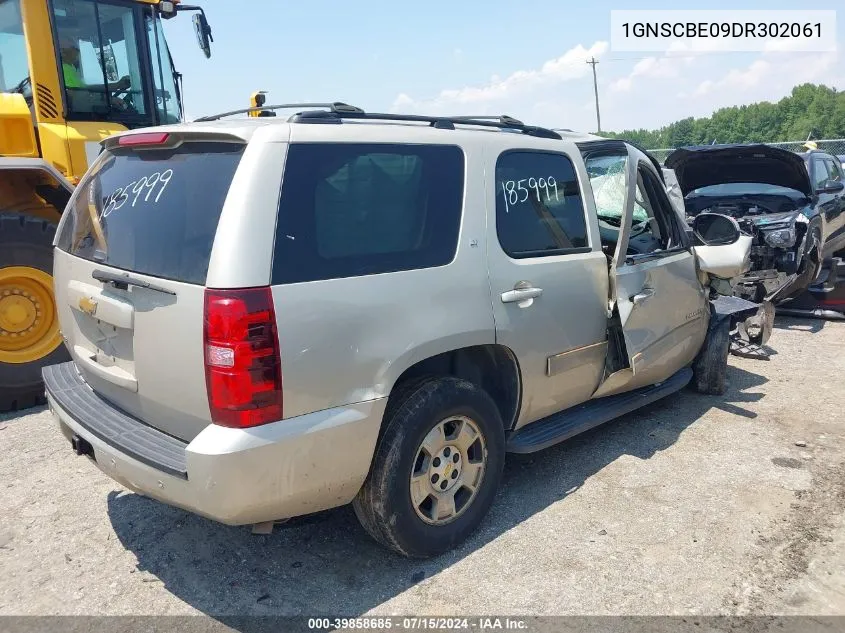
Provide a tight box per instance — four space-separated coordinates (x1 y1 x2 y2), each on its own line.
163 0 844 136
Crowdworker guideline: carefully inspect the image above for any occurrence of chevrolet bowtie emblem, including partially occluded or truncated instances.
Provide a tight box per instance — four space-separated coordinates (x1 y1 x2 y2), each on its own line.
78 296 98 316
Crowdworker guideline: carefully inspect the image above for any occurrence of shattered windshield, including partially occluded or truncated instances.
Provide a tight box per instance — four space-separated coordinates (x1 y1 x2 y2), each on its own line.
585 154 648 222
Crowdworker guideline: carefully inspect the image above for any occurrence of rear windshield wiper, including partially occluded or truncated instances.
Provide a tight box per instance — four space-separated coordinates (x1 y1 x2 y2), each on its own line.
92 270 176 296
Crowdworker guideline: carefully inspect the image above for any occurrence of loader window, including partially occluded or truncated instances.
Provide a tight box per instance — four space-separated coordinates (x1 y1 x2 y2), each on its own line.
0 0 28 93
53 0 150 125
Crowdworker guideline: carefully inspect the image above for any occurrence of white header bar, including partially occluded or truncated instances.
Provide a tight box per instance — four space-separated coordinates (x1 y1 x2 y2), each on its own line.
610 10 837 53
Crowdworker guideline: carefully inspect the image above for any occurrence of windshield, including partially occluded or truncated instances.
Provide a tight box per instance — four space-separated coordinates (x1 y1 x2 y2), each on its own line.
585 154 649 222
145 13 181 124
0 0 28 92
689 183 806 197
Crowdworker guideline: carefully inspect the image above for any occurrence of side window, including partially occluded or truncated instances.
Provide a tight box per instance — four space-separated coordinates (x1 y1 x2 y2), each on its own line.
628 166 687 256
824 158 843 183
495 151 589 258
813 159 830 188
271 143 465 284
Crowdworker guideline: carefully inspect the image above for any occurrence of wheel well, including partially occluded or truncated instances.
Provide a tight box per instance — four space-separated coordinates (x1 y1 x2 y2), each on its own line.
0 167 69 223
390 345 522 430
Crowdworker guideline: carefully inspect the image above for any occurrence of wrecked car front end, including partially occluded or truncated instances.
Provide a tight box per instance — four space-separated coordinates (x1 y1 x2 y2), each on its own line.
665 144 823 345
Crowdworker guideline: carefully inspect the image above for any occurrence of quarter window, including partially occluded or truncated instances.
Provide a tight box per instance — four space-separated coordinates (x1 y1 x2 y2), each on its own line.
495 151 589 258
272 143 465 284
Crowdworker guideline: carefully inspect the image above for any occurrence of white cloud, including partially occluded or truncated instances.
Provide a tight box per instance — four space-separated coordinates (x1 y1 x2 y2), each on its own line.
610 54 694 92
602 47 844 132
690 52 836 98
693 59 770 96
390 41 608 116
389 41 843 135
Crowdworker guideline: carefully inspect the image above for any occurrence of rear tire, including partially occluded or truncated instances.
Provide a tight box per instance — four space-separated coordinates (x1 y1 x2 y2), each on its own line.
353 377 505 558
0 213 70 413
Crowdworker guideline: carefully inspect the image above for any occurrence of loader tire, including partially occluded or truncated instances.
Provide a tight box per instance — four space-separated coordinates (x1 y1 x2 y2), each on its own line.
691 316 731 396
0 213 69 413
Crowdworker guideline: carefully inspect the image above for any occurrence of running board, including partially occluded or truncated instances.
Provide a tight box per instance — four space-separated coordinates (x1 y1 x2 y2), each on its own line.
506 368 693 454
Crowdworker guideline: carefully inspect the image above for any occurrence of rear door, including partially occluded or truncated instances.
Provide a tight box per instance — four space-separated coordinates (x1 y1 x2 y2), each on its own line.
588 145 708 398
266 134 491 421
485 143 609 429
53 133 248 442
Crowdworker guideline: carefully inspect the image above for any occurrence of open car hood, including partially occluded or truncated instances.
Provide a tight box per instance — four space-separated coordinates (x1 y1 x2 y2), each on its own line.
664 144 813 197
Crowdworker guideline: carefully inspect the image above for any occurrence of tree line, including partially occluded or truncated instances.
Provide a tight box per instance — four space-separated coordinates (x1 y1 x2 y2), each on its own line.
602 83 845 149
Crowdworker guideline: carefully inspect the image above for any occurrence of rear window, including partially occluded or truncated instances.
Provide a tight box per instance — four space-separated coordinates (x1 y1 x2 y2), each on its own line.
271 143 465 284
56 141 244 285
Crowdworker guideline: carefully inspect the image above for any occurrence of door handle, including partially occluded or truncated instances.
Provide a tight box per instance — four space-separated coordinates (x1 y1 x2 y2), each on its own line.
631 288 655 307
501 283 543 307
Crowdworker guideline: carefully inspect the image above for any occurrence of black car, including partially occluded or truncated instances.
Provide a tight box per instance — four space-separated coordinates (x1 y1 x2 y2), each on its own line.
802 149 845 260
665 143 845 342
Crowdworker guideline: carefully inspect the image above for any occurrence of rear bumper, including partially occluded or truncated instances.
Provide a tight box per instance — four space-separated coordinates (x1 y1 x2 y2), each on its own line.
44 361 385 525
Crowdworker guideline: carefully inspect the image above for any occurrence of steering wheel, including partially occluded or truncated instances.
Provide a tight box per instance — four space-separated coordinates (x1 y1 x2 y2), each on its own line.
631 218 650 236
598 214 650 237
111 83 132 99
110 88 139 113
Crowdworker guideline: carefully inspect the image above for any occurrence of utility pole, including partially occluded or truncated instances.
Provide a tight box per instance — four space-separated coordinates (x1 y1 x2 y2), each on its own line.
586 56 601 134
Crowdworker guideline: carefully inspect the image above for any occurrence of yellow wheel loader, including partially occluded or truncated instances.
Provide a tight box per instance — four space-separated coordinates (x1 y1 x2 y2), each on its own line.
0 0 213 411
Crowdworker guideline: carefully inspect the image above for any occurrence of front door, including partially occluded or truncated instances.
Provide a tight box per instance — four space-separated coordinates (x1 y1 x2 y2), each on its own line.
485 143 609 430
817 156 845 255
584 145 709 398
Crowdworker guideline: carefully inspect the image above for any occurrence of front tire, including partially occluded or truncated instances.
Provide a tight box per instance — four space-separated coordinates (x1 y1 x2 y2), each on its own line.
353 377 505 558
692 316 731 395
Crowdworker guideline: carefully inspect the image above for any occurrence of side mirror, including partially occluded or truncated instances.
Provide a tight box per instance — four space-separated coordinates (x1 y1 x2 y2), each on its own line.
816 179 845 194
691 213 741 246
192 13 212 58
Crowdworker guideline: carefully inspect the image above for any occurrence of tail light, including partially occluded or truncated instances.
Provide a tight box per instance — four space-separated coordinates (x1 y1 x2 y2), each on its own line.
203 287 282 428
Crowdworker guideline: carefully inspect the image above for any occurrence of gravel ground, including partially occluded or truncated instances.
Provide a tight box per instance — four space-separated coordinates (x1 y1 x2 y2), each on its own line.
1 316 844 618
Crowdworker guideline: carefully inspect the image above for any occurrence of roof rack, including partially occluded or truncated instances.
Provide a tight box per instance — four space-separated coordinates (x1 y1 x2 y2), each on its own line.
194 103 562 140
194 102 363 122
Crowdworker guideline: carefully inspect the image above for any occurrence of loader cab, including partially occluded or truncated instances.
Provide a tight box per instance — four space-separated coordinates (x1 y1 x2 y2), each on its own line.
52 0 182 128
2 0 184 129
